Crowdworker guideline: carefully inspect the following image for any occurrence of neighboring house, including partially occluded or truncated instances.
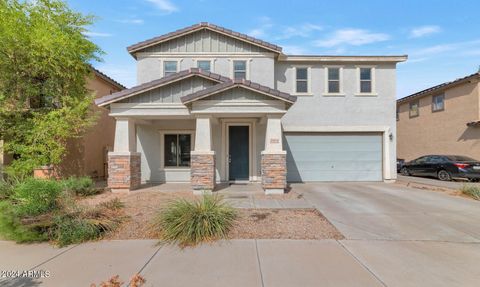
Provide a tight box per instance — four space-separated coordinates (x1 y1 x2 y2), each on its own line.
95 22 406 194
397 72 480 161
0 68 125 179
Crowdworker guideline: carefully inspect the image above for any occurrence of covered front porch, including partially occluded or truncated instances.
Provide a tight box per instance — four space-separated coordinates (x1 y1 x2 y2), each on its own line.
108 113 287 194
96 71 297 194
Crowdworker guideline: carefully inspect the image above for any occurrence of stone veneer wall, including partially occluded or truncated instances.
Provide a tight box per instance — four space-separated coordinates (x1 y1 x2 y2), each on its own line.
191 153 215 191
108 153 141 190
261 153 287 190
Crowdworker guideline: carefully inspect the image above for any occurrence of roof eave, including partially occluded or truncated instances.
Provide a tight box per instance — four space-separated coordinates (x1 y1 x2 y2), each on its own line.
278 55 408 63
397 72 480 104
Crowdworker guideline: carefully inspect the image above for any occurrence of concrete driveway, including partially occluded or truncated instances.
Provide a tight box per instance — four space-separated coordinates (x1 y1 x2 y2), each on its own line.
296 182 480 286
1 182 479 287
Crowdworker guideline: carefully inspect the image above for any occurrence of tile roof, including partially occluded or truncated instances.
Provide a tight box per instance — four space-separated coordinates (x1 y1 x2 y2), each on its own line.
95 68 230 106
127 22 282 56
397 72 480 104
90 66 126 90
181 78 296 104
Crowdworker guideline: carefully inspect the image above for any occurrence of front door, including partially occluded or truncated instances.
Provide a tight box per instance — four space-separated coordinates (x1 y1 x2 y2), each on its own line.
228 125 249 181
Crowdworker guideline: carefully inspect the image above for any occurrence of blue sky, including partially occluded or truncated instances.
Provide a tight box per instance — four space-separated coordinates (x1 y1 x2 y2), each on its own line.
68 0 480 98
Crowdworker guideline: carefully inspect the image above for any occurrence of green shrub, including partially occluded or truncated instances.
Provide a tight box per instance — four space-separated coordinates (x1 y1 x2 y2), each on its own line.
0 201 48 242
62 176 98 196
461 184 480 200
0 180 14 200
154 195 237 247
51 200 123 247
13 178 62 216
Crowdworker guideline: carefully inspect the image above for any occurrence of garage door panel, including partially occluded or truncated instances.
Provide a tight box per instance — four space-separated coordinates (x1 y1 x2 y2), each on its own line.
285 133 383 182
286 151 381 161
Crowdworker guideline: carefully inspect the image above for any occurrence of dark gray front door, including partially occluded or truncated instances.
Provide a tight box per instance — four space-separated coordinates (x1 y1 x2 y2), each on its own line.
229 126 249 181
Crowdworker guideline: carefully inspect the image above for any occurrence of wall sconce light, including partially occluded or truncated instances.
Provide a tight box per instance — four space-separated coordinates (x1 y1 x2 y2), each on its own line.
389 132 393 141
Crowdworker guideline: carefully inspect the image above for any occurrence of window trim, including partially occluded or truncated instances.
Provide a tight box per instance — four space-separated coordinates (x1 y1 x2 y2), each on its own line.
409 100 420 118
159 130 195 170
292 66 312 96
195 59 213 72
231 59 250 80
163 60 179 77
431 94 445 112
355 66 377 96
323 65 345 96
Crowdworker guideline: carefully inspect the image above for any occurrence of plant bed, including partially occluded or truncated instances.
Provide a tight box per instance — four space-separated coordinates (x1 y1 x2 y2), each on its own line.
229 208 343 240
84 190 343 241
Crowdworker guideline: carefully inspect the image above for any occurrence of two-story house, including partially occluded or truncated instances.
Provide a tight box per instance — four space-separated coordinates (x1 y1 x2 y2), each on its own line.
397 71 480 162
95 23 407 194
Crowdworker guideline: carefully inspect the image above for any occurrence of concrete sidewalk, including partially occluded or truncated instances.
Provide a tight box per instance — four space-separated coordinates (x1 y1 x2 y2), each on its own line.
2 238 480 287
0 239 383 287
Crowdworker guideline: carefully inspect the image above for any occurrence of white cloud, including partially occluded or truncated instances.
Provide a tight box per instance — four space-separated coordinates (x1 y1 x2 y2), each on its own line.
410 25 441 38
314 29 390 47
118 19 144 25
247 16 273 38
276 23 323 40
412 39 480 56
248 28 266 38
145 0 178 13
282 45 309 55
82 31 112 37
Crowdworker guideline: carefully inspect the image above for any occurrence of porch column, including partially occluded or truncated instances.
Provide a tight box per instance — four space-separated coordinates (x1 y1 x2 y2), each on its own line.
261 114 287 194
191 116 216 193
108 118 141 192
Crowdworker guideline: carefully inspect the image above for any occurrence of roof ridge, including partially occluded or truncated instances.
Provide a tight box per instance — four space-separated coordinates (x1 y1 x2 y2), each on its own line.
126 22 282 56
181 78 296 104
95 68 230 106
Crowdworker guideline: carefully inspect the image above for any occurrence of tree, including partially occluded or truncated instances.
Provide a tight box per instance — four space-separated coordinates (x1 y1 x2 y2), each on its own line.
0 0 103 178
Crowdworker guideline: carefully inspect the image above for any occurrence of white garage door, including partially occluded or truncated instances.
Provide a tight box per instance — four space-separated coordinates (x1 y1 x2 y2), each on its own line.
285 133 383 182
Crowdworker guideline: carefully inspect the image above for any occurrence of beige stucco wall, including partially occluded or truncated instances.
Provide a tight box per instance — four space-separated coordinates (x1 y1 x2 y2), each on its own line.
397 79 480 161
58 74 122 179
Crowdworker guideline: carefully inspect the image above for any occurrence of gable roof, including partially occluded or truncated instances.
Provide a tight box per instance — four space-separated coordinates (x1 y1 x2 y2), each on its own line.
127 22 283 56
397 72 480 104
95 68 230 107
181 78 296 104
91 67 126 90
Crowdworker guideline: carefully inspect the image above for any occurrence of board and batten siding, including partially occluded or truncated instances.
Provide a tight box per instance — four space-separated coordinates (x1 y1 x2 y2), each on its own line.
204 88 271 101
142 29 271 54
120 77 216 104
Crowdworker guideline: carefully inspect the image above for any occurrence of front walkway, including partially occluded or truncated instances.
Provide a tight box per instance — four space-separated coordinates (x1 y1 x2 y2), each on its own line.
1 182 480 287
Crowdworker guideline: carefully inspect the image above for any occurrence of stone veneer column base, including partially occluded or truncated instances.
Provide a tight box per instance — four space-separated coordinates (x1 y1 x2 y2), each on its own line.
191 151 216 193
108 152 141 192
261 151 287 194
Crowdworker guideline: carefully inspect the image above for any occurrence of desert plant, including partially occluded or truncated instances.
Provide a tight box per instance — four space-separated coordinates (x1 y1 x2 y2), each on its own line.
62 176 98 196
460 184 480 200
13 178 63 216
154 195 237 246
51 201 123 246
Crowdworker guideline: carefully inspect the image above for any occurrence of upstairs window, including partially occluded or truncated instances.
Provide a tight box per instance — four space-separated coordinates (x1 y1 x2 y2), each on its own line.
163 61 177 77
296 67 308 93
327 67 341 94
164 134 191 167
197 60 211 72
432 94 445 112
359 67 373 94
233 60 247 80
409 100 419 118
